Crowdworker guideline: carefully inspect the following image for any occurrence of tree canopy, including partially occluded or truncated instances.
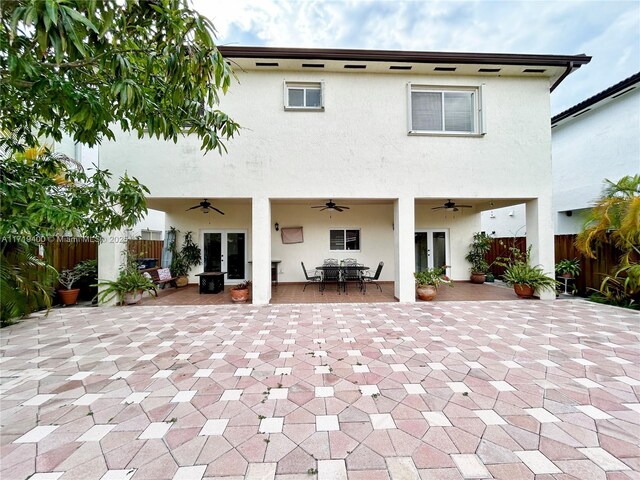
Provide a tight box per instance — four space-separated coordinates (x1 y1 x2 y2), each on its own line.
1 0 239 153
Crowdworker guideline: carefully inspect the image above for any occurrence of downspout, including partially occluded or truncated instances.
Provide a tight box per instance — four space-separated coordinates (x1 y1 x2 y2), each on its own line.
551 61 574 92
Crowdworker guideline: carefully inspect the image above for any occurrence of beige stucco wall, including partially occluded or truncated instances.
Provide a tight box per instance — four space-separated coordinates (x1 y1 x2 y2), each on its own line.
98 71 552 201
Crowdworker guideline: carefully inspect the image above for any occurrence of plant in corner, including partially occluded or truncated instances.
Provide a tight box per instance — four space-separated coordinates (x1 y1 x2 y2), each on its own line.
414 267 452 301
555 258 581 278
57 260 99 306
502 247 558 298
95 253 157 305
465 232 492 284
231 280 252 303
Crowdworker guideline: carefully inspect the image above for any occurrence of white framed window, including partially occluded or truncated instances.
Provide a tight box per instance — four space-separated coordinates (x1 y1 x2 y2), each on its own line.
141 229 163 240
329 229 360 251
284 81 324 110
408 84 485 135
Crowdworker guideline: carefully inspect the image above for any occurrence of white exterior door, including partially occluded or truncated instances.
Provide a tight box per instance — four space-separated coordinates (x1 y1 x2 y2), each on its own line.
415 229 450 275
201 230 247 283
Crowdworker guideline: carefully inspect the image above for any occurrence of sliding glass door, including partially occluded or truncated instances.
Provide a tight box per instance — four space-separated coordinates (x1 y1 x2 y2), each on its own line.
201 230 247 282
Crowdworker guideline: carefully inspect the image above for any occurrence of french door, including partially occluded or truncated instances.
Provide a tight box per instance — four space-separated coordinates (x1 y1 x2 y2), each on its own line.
415 229 450 274
201 230 247 283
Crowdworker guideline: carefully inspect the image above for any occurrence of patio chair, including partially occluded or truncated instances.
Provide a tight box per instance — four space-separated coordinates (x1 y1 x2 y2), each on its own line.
343 258 358 266
301 262 322 292
323 258 339 265
362 262 384 294
342 263 363 294
321 265 342 294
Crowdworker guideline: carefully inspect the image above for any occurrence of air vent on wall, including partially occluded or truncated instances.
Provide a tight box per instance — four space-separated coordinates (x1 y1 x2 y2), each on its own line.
389 65 412 70
256 62 279 67
302 63 324 68
344 64 366 69
523 68 546 73
434 67 456 72
479 68 501 73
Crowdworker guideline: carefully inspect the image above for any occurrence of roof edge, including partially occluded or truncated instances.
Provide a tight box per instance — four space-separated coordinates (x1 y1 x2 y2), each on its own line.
218 45 591 68
552 71 640 125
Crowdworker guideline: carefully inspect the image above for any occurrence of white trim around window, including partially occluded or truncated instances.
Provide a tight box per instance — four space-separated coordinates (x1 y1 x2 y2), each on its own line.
329 228 361 251
407 83 485 136
284 81 324 111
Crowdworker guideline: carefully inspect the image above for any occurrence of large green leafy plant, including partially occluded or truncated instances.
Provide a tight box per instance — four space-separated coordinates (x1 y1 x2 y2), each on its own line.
576 175 640 308
465 232 492 274
0 0 239 323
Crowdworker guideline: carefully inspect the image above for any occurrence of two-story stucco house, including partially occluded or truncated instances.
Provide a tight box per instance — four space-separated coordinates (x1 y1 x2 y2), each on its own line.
481 71 640 237
95 46 591 303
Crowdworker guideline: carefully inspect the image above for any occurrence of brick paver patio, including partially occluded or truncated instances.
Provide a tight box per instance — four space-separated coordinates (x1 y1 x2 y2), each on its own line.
1 300 638 479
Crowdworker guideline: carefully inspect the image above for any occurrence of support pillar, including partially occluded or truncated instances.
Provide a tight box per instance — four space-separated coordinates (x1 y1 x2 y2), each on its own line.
97 230 127 306
394 196 416 303
251 197 272 305
526 197 555 300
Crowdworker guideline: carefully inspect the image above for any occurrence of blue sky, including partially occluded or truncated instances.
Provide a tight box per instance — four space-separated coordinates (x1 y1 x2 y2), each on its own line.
194 0 640 115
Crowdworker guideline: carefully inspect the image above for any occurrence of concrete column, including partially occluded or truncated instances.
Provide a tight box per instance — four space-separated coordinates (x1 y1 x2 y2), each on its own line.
97 230 127 306
526 197 556 300
251 197 272 305
394 196 416 303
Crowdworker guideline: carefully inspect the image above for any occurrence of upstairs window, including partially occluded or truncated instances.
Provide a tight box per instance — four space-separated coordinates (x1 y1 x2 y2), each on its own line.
409 85 483 135
285 82 324 110
330 229 360 251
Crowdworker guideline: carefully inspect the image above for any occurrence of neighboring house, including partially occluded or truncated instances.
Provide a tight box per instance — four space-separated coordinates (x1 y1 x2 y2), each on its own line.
481 72 640 237
54 140 166 240
94 46 590 303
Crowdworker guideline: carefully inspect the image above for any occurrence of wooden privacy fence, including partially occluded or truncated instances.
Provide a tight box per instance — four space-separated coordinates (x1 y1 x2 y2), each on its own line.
128 239 164 264
42 238 165 273
486 235 624 295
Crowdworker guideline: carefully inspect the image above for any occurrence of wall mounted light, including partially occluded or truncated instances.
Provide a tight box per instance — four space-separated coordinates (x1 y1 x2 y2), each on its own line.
274 222 280 231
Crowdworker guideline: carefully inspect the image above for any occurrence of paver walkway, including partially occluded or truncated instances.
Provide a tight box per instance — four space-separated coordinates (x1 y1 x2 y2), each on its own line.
1 300 638 480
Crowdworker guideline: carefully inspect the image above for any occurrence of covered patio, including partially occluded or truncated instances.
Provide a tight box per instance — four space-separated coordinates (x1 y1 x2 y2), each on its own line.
137 281 520 306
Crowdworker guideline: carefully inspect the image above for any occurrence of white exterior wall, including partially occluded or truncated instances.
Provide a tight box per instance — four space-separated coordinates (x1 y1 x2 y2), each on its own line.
482 86 640 236
96 67 555 302
552 88 640 233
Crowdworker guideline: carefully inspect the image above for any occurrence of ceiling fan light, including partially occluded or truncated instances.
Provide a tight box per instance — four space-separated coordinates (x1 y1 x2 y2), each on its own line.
202 208 209 214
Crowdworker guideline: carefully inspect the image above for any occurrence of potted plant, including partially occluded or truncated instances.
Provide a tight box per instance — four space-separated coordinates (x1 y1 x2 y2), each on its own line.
503 249 558 298
168 228 202 287
555 258 581 278
95 251 157 305
230 280 251 303
414 267 451 301
57 260 98 305
465 232 492 284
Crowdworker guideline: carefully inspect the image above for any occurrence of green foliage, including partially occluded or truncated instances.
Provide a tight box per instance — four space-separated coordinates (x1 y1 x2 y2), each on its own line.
1 241 57 326
57 258 98 289
180 231 202 270
502 247 558 292
555 258 581 277
1 145 149 240
576 175 639 308
232 280 252 291
94 252 156 305
414 267 451 289
166 228 201 277
465 232 492 274
1 0 240 153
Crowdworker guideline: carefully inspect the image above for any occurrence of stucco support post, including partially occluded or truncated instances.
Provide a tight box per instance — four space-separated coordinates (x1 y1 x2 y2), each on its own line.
97 230 127 306
251 197 272 305
526 197 556 300
394 196 416 303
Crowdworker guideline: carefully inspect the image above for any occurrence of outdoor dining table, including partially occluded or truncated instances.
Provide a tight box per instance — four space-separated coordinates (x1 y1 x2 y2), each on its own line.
315 264 370 293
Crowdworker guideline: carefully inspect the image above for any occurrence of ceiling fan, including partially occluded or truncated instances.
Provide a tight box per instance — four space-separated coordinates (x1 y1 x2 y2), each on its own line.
311 199 350 212
431 199 472 212
186 199 225 215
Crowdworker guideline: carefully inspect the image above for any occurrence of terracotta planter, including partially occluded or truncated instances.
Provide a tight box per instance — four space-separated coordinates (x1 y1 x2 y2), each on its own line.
514 283 535 298
176 276 189 288
230 288 250 303
416 285 437 301
470 273 486 284
560 273 573 279
59 288 80 306
124 290 143 305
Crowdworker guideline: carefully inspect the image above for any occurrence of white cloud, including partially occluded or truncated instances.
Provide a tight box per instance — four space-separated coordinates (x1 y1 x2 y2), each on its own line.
194 0 640 113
